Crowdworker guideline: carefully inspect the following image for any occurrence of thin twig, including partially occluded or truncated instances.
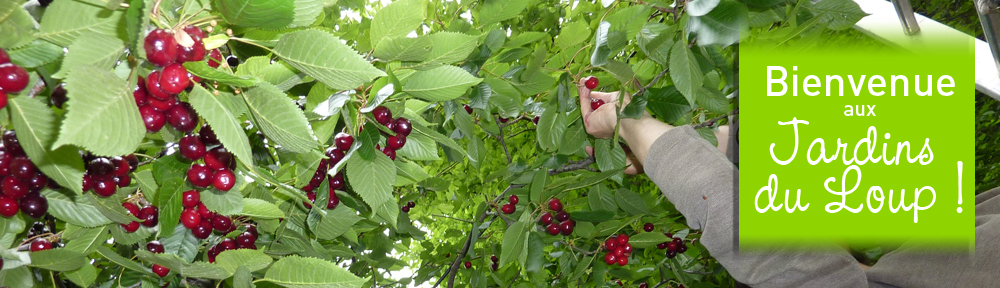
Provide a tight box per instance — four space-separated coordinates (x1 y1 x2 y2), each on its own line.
497 116 512 163
559 240 600 256
693 108 738 129
430 214 473 224
548 157 597 175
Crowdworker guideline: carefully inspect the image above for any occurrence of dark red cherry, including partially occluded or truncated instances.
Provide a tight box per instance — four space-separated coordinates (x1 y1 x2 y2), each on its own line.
372 106 392 125
604 253 617 265
50 84 67 108
325 148 344 165
176 36 206 63
548 198 563 211
144 29 178 67
394 118 411 136
10 157 35 181
139 106 167 132
334 133 353 151
132 78 148 107
2 176 28 199
464 261 472 269
400 205 410 213
406 201 415 208
590 98 605 110
546 223 560 235
643 223 654 232
555 211 570 222
146 94 177 112
508 195 519 205
326 191 340 209
29 238 52 251
93 178 117 197
121 220 139 232
122 202 140 216
212 168 235 191
0 196 18 217
139 206 159 227
499 117 509 123
386 135 405 150
539 212 553 225
187 164 213 188
178 135 206 161
217 238 237 252
605 238 618 250
236 231 256 246
152 264 170 277
329 173 344 190
159 64 189 94
146 241 164 253
381 146 396 160
182 190 199 208
584 76 599 89
211 214 232 232
501 203 515 214
145 71 173 101
559 220 574 235
207 49 223 68
463 105 473 114
305 191 316 209
18 192 46 218
166 103 197 132
532 116 540 124
125 154 138 173
2 131 23 156
180 208 201 229
199 125 220 145
204 147 234 171
27 174 46 193
0 64 29 93
87 157 114 178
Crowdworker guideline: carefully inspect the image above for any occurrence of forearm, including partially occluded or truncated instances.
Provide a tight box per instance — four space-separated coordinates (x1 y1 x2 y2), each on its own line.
619 116 730 164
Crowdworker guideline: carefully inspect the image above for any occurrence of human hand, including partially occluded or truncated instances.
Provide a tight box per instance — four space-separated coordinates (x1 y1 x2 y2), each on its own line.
577 78 624 139
585 145 645 175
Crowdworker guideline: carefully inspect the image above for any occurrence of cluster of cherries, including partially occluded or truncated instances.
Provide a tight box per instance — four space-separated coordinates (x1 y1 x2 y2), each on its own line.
136 26 223 133
179 190 235 239
602 234 633 266
400 200 415 213
0 48 30 109
539 198 575 236
179 127 237 192
488 254 499 271
499 195 518 214
0 131 54 218
82 153 139 197
205 223 258 263
656 232 689 259
25 221 59 255
370 106 412 160
120 201 158 233
145 241 171 277
301 133 352 210
583 76 605 110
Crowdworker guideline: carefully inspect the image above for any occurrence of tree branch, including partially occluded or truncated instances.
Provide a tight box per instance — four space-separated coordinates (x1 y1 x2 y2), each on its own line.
693 108 738 129
430 214 473 224
548 157 597 175
559 240 600 256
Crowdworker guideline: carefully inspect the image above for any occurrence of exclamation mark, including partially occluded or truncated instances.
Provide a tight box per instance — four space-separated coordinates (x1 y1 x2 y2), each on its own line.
957 161 963 213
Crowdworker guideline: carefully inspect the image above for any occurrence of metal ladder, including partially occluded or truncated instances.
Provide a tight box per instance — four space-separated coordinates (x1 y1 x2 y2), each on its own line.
977 0 1000 76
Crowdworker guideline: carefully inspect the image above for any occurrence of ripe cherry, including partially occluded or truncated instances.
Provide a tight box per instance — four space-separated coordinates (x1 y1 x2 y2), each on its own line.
179 135 206 161
30 238 52 251
401 205 410 213
499 117 509 123
490 255 498 263
406 201 415 208
121 220 139 232
2 176 28 199
639 283 648 288
166 103 197 132
590 98 605 110
555 211 570 222
603 253 617 265
113 174 130 187
51 84 67 108
677 244 688 253
182 190 200 208
643 223 654 232
193 220 212 239
381 146 397 160
18 192 46 218
10 157 35 181
464 261 472 269
212 215 232 232
394 118 412 136
139 206 159 227
500 203 515 214
144 29 178 67
327 191 340 209
152 264 170 277
545 223 560 235
386 135 406 150
584 76 599 89
218 238 238 251
329 173 344 190
532 116 540 124
616 256 628 266
197 203 214 219
334 133 354 151
122 202 140 216
213 168 236 191
139 106 167 132
93 179 117 197
667 250 677 259
113 158 131 176
237 231 256 246
0 64 29 93
305 191 316 209
146 241 164 253
605 238 618 251
2 131 23 156
547 198 563 211
0 152 11 176
27 174 47 192
539 212 553 225
559 220 574 235
0 196 18 217
508 195 518 205
180 208 201 229
187 164 214 188
616 234 629 246
666 242 678 252
176 26 206 63
463 105 473 114
87 157 114 179
159 64 190 94
208 49 223 68
199 125 220 145
621 243 632 254
372 106 392 125
145 71 173 101
204 147 235 171
657 242 668 250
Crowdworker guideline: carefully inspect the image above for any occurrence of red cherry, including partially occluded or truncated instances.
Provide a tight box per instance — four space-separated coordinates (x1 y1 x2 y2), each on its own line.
144 29 178 67
187 164 213 188
508 195 518 205
616 256 628 266
0 196 18 217
532 116 539 124
490 255 498 263
406 201 415 208
204 147 234 171
145 71 173 101
400 205 410 213
2 131 23 156
146 241 164 253
381 146 396 160
0 64 29 93
182 25 206 40
0 49 8 64
178 135 206 161
207 49 223 68
87 157 114 179
29 238 52 251
218 238 237 251
639 283 648 288
93 178 116 197
559 220 574 235
10 157 35 181
212 168 235 191
539 212 553 225
199 125 220 145
147 95 178 113
139 106 167 132
394 118 411 136
197 203 215 219
678 243 688 253
166 103 197 132
334 133 354 151
180 209 201 229
555 210 570 222
237 231 256 247
211 214 232 232
386 135 406 150
603 253 617 265
372 106 392 125
182 190 199 208
139 206 158 227
499 117 509 123
152 264 170 277
621 243 632 254
500 203 515 214
666 242 678 252
657 242 668 249
121 221 139 232
590 98 605 110
2 176 28 199
112 158 131 176
463 105 473 114
0 152 10 177
193 220 212 239
643 223 654 232
159 64 190 94
305 191 316 209
605 238 618 251
547 198 563 211
545 223 560 235
327 190 340 209
329 173 344 190
122 202 140 216
616 234 629 246
584 76 599 89
27 174 47 192
667 250 677 259
132 79 148 107
176 31 206 63
464 261 472 269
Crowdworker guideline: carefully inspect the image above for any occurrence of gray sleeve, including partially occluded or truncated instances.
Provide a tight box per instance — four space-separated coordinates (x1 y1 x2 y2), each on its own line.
643 126 868 288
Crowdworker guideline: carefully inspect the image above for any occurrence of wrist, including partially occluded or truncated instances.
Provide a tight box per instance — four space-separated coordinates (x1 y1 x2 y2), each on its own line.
619 115 653 144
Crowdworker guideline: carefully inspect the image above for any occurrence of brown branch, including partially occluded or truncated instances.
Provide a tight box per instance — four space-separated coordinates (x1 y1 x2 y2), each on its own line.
548 157 597 175
693 108 738 129
559 240 600 256
435 185 519 288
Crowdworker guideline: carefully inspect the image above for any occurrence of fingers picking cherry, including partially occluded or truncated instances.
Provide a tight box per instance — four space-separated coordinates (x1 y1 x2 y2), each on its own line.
584 76 599 90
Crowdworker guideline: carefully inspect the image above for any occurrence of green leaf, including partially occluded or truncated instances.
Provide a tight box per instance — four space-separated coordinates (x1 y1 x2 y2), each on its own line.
0 216 25 248
556 21 590 51
55 66 144 157
54 32 124 79
291 0 323 27
62 225 109 254
614 188 649 215
64 264 98 287
808 0 867 30
570 210 615 222
152 154 188 185
646 86 693 123
215 0 295 29
669 41 704 106
124 0 149 56
587 185 617 212
636 23 676 67
536 104 567 152
504 32 548 48
499 220 530 269
243 83 320 153
242 198 285 219
37 0 122 47
187 85 254 165
697 127 719 146
274 29 386 90
0 1 37 49
370 0 426 48
157 178 186 238
411 122 465 155
263 255 366 288
479 0 530 25
602 59 635 85
590 21 611 67
373 36 433 62
687 1 749 46
396 133 439 161
86 193 140 224
629 232 670 248
215 249 273 274
200 189 244 216
622 92 648 119
233 266 254 288
403 65 483 101
161 225 199 263
183 61 259 87
570 253 596 281
0 266 32 288
8 41 62 68
407 32 479 69
696 86 729 114
96 246 154 276
562 168 625 191
135 170 158 202
29 249 87 271
346 153 398 226
109 223 154 245
236 56 304 91
311 206 363 240
9 97 86 194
